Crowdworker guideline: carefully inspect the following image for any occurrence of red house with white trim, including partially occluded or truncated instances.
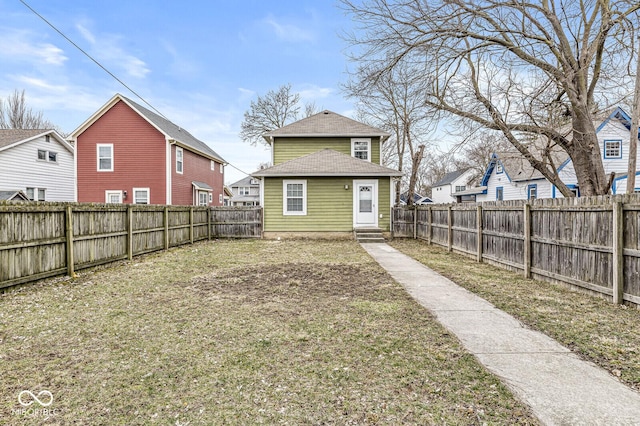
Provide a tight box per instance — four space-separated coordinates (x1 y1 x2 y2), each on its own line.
70 94 226 206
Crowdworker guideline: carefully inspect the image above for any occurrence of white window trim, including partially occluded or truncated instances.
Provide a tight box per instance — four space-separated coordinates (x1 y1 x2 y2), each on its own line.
220 163 224 174
211 160 216 171
176 147 184 174
97 143 114 172
604 139 622 159
351 138 372 162
283 179 307 216
133 187 150 204
105 190 123 203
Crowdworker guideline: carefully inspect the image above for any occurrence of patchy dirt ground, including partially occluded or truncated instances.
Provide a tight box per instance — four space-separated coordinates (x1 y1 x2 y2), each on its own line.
0 239 538 425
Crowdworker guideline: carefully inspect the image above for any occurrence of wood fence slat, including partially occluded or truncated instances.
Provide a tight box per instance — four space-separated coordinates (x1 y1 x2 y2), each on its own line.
0 204 263 290
392 192 640 306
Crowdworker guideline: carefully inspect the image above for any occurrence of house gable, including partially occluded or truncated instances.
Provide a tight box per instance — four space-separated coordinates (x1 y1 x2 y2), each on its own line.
75 99 168 204
0 129 75 202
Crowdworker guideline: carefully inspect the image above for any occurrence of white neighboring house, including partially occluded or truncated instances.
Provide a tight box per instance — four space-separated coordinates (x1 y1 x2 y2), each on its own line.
468 107 640 202
229 176 260 206
431 168 475 203
0 129 75 202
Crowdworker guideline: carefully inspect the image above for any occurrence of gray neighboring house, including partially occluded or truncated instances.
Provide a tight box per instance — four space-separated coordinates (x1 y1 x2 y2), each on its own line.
431 168 476 203
229 176 260 206
0 190 30 201
0 129 75 202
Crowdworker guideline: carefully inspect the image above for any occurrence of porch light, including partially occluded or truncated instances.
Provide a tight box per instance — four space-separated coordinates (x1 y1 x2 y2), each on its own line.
344 184 349 190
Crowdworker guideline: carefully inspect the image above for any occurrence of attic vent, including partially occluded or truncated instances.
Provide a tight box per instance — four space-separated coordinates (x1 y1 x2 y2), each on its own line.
323 110 329 114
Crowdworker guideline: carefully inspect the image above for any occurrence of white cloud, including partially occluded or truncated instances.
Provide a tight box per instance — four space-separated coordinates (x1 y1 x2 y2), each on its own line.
263 15 315 43
0 29 67 65
10 75 67 93
76 23 96 44
297 84 334 101
73 19 150 79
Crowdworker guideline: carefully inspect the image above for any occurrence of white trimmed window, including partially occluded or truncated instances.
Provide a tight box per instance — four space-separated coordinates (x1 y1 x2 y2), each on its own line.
220 164 224 174
97 144 114 171
239 186 250 195
351 138 371 161
283 180 307 215
133 188 150 204
211 160 215 171
25 187 46 201
37 149 58 162
105 190 123 203
604 140 622 159
219 194 223 204
496 163 504 174
176 147 184 174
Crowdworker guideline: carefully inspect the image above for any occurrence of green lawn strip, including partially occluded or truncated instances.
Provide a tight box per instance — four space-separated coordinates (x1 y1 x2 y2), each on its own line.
389 239 640 390
1 240 537 425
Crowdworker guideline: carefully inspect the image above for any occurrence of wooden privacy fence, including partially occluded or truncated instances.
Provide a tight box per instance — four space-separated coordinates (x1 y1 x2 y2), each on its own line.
392 194 640 306
0 203 262 289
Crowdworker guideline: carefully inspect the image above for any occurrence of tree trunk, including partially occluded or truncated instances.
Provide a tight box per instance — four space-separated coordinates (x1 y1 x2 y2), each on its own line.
570 110 609 195
627 43 640 193
407 145 425 205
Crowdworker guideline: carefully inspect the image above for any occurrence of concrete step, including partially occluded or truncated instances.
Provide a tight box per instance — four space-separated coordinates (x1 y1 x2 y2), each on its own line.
354 228 385 243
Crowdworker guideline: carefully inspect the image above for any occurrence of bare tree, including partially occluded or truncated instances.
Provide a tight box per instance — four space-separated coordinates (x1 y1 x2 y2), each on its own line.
0 90 55 130
342 0 640 196
240 84 319 146
344 62 437 205
627 38 640 193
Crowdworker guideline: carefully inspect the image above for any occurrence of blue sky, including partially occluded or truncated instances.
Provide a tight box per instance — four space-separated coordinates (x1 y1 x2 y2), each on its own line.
0 0 357 184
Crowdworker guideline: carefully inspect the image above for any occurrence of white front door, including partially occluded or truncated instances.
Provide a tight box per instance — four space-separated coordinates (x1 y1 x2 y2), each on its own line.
354 180 378 227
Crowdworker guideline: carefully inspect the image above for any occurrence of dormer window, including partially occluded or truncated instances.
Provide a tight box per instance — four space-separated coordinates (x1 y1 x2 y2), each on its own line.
351 138 371 161
496 163 504 174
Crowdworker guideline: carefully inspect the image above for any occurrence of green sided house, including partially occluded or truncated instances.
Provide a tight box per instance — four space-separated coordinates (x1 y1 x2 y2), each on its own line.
252 110 402 238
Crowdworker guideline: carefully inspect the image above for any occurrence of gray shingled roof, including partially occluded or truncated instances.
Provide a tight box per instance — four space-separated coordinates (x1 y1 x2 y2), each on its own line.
121 95 226 163
263 110 390 141
0 190 29 201
229 176 260 187
252 149 402 177
0 129 48 149
432 169 471 187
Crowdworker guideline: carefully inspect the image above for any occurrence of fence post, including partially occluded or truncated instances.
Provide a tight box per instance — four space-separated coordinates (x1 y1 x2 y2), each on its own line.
189 207 194 244
164 206 169 250
65 205 75 277
127 205 133 260
612 201 624 304
523 203 531 278
413 206 418 240
447 205 453 252
207 208 212 240
427 206 432 245
476 205 483 263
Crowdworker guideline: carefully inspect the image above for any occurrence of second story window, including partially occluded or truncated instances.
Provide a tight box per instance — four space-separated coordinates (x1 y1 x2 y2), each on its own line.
239 187 250 195
604 140 622 159
37 149 57 162
97 144 113 171
176 147 184 174
352 138 371 161
455 185 466 192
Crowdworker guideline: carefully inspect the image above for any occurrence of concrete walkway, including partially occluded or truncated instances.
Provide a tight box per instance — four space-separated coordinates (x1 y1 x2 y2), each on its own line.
361 242 640 426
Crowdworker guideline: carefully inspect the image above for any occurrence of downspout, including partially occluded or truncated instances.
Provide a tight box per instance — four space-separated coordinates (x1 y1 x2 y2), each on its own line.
167 138 174 205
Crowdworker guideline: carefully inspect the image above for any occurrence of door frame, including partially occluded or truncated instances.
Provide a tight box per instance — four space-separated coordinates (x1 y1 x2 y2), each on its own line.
353 179 378 228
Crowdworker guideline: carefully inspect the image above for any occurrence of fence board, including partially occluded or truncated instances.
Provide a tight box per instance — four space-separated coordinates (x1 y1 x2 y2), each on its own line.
0 203 263 290
392 193 640 306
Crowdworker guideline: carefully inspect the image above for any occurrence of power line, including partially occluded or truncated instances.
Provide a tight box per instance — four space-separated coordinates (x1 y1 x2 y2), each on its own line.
20 0 256 180
19 0 169 121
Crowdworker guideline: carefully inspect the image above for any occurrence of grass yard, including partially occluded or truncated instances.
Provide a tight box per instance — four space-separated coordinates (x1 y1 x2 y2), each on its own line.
390 239 640 392
0 239 537 425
